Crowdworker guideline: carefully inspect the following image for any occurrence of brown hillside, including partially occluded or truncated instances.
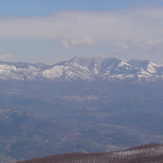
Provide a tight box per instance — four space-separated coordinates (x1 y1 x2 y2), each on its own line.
16 144 163 163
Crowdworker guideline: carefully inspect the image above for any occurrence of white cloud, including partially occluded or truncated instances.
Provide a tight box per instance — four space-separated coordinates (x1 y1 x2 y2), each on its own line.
110 39 163 52
0 54 14 61
0 6 163 63
71 36 98 46
144 39 163 46
61 40 70 48
61 36 98 48
109 39 163 62
0 7 163 42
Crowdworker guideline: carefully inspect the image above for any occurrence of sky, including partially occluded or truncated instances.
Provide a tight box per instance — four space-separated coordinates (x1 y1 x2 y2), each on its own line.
0 0 163 64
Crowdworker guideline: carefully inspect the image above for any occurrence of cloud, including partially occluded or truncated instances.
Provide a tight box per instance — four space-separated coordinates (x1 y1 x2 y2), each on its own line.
71 36 98 46
61 36 98 48
110 39 163 53
0 7 163 41
0 6 163 58
61 40 70 48
0 54 14 61
109 39 163 62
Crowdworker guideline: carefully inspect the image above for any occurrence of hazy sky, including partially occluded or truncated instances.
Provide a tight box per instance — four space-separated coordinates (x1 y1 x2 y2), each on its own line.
0 0 163 64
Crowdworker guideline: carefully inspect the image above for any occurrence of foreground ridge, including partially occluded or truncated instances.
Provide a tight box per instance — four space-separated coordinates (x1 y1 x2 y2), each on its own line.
16 144 163 163
0 56 163 81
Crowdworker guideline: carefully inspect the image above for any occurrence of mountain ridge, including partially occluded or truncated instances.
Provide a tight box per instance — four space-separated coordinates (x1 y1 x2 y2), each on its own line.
0 56 163 81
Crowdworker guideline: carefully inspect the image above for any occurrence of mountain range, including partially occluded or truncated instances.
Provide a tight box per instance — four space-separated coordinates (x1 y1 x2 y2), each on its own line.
0 56 163 81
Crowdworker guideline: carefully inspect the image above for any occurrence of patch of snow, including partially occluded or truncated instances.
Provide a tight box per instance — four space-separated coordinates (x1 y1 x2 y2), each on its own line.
42 66 64 79
112 146 163 158
117 61 132 69
146 62 157 73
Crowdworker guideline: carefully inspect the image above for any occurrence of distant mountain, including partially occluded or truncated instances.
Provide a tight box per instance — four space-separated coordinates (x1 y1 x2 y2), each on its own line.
0 56 163 81
0 61 48 81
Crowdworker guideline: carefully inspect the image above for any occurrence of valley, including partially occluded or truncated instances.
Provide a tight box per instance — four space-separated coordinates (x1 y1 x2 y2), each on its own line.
0 57 163 162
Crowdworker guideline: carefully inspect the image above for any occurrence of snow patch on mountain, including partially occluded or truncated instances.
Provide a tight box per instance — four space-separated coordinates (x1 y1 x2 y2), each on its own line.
42 66 64 79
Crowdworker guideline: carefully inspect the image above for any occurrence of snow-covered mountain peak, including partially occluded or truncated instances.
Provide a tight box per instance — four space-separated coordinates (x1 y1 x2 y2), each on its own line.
0 56 163 81
117 61 133 70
